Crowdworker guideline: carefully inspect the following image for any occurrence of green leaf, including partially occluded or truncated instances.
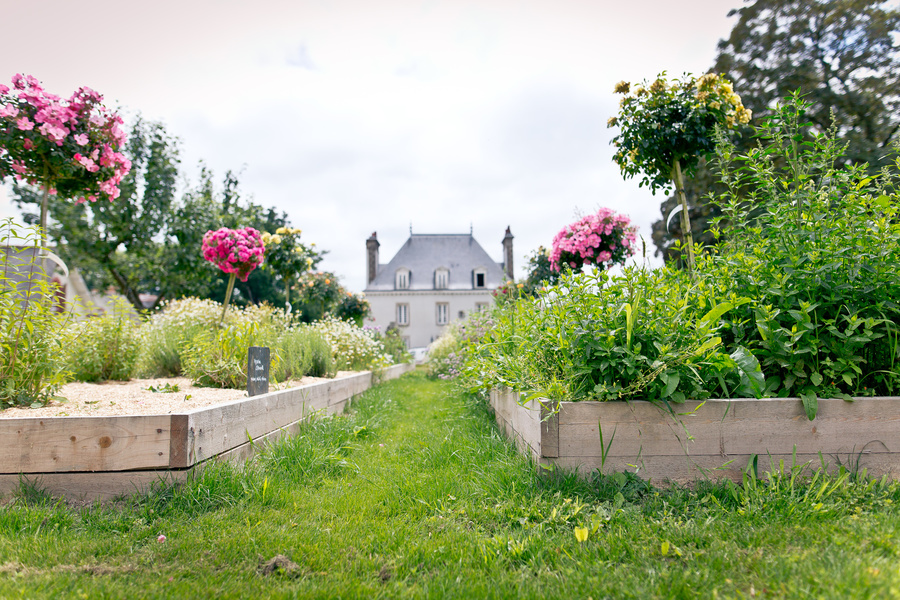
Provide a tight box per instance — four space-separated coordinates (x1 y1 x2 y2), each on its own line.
810 372 823 386
800 392 818 421
842 373 853 386
699 302 734 330
730 345 765 398
663 371 680 397
694 336 722 357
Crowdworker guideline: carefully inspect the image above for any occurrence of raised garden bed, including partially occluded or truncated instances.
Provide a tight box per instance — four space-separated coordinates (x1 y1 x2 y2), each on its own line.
0 363 415 501
490 388 900 482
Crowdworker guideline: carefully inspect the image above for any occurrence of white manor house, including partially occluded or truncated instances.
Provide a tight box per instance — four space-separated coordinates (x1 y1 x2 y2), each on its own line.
364 228 514 348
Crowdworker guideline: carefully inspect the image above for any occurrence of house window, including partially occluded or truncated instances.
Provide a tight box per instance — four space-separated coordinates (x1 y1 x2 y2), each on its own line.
396 303 409 326
435 268 449 290
473 268 487 289
436 302 449 325
395 269 410 290
458 310 465 319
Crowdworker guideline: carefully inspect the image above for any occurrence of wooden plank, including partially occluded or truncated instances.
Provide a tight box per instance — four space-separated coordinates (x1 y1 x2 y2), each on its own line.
489 389 544 461
0 470 192 503
540 401 559 458
555 397 900 460
168 414 190 469
181 367 409 465
0 365 416 498
0 415 174 473
552 451 900 484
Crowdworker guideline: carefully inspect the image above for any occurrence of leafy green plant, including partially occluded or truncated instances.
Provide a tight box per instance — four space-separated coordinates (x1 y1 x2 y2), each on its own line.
368 325 412 365
60 298 140 382
182 320 279 388
272 326 334 380
145 382 181 393
0 219 71 407
460 266 760 404
705 95 900 412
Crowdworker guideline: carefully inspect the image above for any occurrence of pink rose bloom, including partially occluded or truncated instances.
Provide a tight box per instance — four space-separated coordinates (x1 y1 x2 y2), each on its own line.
74 133 89 145
16 117 34 131
23 138 33 150
0 104 18 118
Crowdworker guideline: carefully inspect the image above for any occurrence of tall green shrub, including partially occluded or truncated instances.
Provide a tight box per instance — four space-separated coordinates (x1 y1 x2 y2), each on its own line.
706 95 900 407
0 219 70 407
61 299 140 382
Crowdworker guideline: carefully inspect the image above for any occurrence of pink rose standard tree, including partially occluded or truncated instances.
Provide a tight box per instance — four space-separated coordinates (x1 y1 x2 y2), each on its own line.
0 74 132 240
549 208 638 274
202 227 266 323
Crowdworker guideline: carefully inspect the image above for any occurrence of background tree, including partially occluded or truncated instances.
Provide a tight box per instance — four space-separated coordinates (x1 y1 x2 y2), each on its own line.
651 0 900 261
14 117 177 309
14 121 291 312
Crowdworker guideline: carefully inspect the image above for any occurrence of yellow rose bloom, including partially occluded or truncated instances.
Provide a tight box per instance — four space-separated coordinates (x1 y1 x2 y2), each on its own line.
270 234 282 245
613 80 630 94
261 232 271 244
709 101 721 110
649 79 666 93
275 227 287 235
607 116 618 127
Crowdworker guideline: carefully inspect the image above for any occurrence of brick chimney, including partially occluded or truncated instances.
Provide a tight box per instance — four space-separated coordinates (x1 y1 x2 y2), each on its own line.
366 232 380 285
502 226 514 280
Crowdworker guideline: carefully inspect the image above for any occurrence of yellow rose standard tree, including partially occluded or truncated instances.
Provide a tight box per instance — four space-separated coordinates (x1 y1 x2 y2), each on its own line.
260 227 324 312
608 73 751 278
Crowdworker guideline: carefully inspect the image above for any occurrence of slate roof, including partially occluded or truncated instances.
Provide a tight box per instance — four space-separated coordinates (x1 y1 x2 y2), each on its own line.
365 233 506 292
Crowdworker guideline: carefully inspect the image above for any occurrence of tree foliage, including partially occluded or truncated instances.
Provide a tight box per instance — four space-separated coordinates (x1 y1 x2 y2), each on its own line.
652 0 900 260
13 119 290 312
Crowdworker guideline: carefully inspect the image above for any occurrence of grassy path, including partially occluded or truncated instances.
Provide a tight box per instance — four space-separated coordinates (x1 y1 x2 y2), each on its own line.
1 371 900 598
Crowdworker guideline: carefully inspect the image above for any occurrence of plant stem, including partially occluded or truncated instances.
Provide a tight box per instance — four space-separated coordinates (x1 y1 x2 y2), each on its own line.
39 183 50 276
220 272 236 325
672 158 696 281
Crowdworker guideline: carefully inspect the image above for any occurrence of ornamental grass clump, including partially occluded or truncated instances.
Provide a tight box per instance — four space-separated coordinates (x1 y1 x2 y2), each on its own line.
549 208 638 273
135 297 288 378
609 72 751 276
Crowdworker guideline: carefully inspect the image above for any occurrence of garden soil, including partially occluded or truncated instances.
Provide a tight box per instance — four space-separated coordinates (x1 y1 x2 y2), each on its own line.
0 372 358 419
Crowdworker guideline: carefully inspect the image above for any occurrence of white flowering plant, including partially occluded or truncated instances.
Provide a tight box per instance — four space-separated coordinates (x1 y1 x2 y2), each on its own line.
308 316 392 371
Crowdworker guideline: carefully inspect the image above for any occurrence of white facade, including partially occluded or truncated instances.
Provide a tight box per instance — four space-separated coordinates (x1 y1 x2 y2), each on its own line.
366 289 493 348
364 230 512 348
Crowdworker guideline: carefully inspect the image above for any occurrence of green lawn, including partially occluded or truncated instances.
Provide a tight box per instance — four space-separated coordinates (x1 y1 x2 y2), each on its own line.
1 370 899 598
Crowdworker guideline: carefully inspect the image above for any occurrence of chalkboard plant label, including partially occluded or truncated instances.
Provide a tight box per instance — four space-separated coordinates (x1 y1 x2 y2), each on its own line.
247 346 270 396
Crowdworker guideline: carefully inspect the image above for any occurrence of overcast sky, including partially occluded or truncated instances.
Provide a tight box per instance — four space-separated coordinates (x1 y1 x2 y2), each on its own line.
0 0 743 292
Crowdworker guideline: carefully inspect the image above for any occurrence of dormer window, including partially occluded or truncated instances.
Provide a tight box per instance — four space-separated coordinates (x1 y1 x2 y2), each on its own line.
473 268 487 289
395 268 410 290
435 268 449 290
